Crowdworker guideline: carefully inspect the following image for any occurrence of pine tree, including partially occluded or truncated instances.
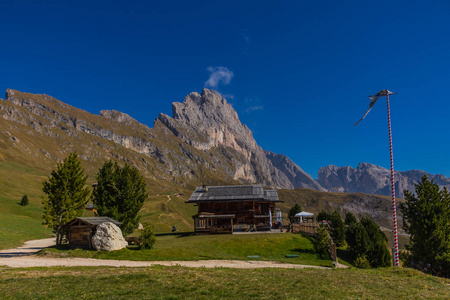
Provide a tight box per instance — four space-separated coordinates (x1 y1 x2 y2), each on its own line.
42 152 90 245
92 161 148 236
20 195 29 206
317 210 330 223
330 211 346 247
346 218 391 268
346 222 370 261
345 212 358 226
313 225 331 259
360 217 391 267
401 175 450 277
288 203 302 222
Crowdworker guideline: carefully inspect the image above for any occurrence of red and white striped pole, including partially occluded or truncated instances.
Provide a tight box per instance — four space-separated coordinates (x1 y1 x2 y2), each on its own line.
387 94 400 267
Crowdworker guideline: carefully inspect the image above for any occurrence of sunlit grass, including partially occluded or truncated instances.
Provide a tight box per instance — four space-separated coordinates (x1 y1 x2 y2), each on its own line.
0 266 448 299
40 232 333 266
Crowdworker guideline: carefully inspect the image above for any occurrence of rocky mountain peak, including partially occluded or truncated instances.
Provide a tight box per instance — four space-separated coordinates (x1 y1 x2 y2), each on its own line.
157 88 323 189
0 87 331 191
162 88 253 152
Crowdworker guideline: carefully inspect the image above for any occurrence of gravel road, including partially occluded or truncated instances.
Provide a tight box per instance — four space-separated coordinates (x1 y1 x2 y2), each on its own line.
0 238 333 269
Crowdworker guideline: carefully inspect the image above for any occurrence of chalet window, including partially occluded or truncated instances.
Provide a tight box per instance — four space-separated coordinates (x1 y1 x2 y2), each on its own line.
238 218 245 224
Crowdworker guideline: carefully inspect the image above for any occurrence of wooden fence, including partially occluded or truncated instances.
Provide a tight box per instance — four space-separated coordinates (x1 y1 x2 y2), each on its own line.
291 222 320 235
291 222 338 267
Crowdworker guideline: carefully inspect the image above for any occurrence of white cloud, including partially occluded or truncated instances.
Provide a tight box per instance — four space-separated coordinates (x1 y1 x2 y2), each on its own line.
205 66 234 89
244 97 264 113
245 105 264 113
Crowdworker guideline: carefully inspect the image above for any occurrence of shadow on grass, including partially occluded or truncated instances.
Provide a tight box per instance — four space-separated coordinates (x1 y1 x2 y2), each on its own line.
45 244 70 251
290 248 315 255
337 248 354 265
155 232 196 238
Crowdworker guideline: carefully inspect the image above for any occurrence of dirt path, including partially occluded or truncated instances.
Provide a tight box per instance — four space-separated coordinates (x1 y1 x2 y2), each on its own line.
0 238 56 258
0 238 335 269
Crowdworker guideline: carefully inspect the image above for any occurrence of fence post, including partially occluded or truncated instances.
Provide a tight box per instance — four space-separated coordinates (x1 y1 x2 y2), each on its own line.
331 242 337 268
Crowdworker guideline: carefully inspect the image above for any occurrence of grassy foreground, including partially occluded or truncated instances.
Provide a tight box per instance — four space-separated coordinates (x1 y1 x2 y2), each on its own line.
40 232 335 267
0 266 449 299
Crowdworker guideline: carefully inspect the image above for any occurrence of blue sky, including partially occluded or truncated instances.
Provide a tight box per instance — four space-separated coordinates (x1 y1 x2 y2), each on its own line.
2 0 450 178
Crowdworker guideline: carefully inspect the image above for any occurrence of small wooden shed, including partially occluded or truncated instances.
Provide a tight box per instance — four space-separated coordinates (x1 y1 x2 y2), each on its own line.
63 217 122 249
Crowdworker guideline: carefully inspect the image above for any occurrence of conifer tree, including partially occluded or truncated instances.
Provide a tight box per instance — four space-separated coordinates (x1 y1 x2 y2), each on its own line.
345 212 358 226
20 195 29 206
288 203 302 222
360 217 391 267
401 175 450 277
330 211 346 247
42 152 90 245
317 210 330 223
346 217 391 268
92 161 148 235
346 222 370 261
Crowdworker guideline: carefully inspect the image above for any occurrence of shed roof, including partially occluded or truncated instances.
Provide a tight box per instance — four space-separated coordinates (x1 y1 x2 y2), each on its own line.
64 217 122 227
186 184 282 203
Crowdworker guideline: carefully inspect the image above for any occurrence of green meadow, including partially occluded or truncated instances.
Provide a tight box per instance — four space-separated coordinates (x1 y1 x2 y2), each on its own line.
0 266 449 299
40 232 335 267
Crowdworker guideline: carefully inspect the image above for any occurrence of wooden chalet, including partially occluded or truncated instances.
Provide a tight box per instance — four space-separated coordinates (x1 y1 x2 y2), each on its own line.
186 185 283 234
63 217 122 249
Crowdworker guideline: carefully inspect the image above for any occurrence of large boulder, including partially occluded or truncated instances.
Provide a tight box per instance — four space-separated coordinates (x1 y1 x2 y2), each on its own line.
92 222 128 251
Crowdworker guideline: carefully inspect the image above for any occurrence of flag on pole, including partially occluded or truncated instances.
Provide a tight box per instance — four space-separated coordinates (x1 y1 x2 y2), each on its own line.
354 89 396 126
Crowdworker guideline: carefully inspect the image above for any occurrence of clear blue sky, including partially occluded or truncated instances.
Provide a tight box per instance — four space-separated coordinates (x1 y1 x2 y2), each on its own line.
2 0 450 178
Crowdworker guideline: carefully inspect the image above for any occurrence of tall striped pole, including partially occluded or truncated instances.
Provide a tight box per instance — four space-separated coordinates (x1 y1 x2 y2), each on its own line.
387 94 400 266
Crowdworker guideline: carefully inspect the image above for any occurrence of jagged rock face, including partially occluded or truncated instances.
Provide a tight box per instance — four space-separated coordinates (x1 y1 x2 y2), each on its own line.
158 89 294 188
318 163 450 198
91 222 128 251
265 150 326 191
0 88 322 190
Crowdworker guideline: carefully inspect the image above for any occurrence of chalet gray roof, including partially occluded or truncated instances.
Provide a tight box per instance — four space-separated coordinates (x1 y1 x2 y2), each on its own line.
69 217 122 226
187 184 281 203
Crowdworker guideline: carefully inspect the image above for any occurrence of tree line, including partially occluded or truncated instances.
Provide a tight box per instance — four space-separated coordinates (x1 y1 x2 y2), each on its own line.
288 175 450 277
42 152 148 246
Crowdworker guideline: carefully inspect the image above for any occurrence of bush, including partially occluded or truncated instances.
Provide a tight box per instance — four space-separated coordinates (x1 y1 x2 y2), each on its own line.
139 222 156 250
354 255 371 269
20 195 29 206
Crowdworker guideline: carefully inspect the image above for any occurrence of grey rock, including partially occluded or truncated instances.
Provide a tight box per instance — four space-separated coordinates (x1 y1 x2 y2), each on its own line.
91 222 128 251
265 150 326 191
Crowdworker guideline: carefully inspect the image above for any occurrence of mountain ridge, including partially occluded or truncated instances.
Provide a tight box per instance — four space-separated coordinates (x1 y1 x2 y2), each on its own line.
318 162 450 198
0 88 323 190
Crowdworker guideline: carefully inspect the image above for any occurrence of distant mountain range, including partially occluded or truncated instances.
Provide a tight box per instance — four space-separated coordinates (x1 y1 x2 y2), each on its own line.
1 88 448 197
318 163 450 198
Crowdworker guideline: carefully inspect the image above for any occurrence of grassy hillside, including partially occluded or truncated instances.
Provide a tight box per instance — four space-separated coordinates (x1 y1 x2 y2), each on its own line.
0 155 409 250
0 161 51 248
1 266 449 299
